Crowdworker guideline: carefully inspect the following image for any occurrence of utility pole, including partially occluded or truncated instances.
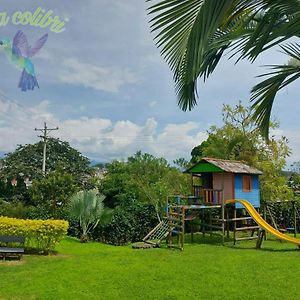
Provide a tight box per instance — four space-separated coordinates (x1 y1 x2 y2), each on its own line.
35 122 59 176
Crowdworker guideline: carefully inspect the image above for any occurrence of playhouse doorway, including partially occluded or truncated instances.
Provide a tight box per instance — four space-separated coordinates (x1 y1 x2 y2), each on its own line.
202 173 213 189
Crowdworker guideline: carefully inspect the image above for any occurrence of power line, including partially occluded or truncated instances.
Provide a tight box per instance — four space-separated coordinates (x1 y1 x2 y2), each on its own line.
35 122 59 176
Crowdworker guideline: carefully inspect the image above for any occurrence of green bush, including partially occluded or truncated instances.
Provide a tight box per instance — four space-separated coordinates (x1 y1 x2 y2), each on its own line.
0 216 68 253
92 203 158 245
0 200 28 218
25 204 81 238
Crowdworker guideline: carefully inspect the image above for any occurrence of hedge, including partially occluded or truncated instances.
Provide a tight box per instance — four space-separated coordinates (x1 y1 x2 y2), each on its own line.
0 216 68 253
92 203 158 245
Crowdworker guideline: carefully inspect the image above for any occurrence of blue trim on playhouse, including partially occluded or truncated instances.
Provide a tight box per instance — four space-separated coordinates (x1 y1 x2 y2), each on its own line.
234 174 260 208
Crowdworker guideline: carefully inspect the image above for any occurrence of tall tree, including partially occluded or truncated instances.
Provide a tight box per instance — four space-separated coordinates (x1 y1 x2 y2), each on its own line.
191 103 293 201
1 138 92 183
148 0 300 137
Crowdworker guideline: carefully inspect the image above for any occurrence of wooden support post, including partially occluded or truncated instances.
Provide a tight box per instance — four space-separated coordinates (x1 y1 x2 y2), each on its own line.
263 204 267 240
266 204 278 231
256 229 265 249
191 219 194 243
181 206 185 250
168 206 173 248
221 193 225 245
202 209 205 237
293 201 297 237
209 209 212 237
226 206 230 238
233 207 237 245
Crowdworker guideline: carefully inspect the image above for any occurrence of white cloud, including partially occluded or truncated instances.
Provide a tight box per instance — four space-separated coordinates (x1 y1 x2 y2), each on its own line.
35 49 53 61
58 58 139 92
272 129 300 167
2 98 299 165
149 101 157 108
0 99 59 153
0 99 206 162
155 122 207 159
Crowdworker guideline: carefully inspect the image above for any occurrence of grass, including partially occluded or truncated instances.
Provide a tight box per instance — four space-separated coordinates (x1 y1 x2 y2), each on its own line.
0 233 299 300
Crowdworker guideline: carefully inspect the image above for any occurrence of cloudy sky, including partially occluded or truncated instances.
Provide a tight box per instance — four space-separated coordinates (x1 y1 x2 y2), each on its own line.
0 0 299 166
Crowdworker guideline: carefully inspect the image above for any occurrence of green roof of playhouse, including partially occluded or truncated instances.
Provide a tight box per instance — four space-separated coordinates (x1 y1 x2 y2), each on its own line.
185 158 263 175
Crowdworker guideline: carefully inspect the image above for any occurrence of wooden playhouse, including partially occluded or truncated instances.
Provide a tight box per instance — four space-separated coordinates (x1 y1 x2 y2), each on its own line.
141 158 300 250
142 158 264 250
185 157 262 208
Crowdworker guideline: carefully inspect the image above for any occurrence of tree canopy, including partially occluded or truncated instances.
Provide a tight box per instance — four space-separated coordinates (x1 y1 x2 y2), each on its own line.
99 151 190 219
148 0 300 138
30 171 78 209
1 138 92 182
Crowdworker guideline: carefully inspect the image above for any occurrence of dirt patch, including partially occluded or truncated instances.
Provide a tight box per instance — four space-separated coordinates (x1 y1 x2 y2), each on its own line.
0 259 26 266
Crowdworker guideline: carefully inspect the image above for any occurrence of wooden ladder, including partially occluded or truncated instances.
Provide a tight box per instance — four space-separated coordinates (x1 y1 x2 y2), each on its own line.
167 205 185 250
232 214 260 245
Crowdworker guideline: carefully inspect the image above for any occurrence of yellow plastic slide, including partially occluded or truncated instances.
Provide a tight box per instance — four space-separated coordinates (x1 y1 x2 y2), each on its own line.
226 199 300 246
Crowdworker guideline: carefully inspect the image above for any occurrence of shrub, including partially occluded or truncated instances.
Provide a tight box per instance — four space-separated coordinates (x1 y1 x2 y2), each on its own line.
70 189 107 242
25 204 81 238
92 203 158 245
0 216 68 253
30 171 78 209
0 200 28 218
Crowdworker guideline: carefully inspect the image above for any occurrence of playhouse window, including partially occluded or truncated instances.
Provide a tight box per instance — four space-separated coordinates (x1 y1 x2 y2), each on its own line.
242 175 252 192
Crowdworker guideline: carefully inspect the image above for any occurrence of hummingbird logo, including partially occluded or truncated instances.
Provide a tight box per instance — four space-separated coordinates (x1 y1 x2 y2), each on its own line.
0 30 48 91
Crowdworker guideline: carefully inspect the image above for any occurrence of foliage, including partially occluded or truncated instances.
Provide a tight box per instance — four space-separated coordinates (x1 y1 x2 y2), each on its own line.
0 176 31 204
70 189 108 242
259 149 294 201
148 0 300 138
173 157 190 171
191 103 293 201
190 141 209 164
0 216 68 253
288 161 300 193
25 204 81 239
1 137 92 183
92 203 158 245
264 200 300 231
0 199 28 219
100 151 190 218
30 171 78 214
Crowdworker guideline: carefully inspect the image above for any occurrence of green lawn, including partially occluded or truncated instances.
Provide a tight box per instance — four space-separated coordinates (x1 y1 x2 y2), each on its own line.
1 234 299 300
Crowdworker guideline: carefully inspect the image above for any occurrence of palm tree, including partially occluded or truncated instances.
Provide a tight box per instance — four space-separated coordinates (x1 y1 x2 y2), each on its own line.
70 189 107 242
148 0 300 138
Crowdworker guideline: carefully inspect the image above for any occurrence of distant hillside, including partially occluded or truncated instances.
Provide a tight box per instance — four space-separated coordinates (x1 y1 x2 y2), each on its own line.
90 160 108 168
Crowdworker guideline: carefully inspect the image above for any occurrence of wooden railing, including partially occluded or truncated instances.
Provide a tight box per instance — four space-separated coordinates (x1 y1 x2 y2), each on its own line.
193 187 223 204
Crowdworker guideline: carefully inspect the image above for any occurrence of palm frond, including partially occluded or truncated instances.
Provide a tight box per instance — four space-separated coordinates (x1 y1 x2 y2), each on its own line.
148 0 300 137
148 0 255 110
229 0 300 61
251 43 300 138
70 189 106 237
